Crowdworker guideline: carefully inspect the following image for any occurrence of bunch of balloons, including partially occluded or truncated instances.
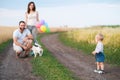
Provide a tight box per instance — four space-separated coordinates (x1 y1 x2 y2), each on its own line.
36 20 50 33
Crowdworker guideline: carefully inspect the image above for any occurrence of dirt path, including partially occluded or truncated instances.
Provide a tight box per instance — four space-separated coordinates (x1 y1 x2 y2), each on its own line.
41 33 120 80
0 33 120 80
0 43 41 80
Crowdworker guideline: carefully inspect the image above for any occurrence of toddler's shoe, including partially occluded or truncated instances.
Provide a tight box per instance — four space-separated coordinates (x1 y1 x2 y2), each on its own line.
98 70 105 74
94 69 99 73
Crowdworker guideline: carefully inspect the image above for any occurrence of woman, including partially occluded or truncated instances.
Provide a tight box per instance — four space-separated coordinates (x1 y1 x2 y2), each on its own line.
25 1 39 43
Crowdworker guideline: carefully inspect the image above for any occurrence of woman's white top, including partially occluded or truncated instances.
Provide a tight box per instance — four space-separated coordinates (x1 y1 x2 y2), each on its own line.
26 11 38 26
95 41 103 53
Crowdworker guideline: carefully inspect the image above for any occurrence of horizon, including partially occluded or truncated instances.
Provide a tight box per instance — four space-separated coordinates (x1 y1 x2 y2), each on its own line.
0 0 120 27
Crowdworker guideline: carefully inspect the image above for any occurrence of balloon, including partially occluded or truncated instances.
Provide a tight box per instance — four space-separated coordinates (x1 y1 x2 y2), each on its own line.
36 19 50 33
36 24 40 28
44 23 50 32
40 19 45 25
36 22 41 28
40 25 47 32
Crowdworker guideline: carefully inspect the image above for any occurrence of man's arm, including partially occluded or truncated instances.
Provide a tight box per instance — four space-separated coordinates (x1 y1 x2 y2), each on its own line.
25 29 33 40
13 37 24 48
13 37 28 50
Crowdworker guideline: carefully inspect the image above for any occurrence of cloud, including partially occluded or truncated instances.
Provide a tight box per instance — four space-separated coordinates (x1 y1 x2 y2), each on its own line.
0 8 25 26
37 3 120 27
0 8 25 18
0 3 120 27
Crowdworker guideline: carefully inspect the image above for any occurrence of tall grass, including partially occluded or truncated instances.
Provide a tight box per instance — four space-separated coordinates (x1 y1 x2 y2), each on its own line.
0 27 17 44
0 39 12 53
59 27 120 65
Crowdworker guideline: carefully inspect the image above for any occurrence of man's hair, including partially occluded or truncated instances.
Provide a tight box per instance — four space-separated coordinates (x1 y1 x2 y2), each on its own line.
19 21 25 25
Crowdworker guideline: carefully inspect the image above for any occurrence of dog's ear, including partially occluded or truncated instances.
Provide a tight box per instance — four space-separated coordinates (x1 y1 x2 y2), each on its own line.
34 43 39 45
34 45 38 47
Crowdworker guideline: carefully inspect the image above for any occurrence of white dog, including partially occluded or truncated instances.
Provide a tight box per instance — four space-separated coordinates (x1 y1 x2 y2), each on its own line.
31 43 43 57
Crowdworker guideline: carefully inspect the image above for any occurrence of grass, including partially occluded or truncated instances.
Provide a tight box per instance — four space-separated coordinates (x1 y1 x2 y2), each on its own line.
0 39 12 53
59 27 120 66
0 26 78 79
0 26 16 53
31 33 78 80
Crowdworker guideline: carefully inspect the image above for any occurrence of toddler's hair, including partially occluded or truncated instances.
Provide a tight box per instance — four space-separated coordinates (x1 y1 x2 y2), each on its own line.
96 33 104 41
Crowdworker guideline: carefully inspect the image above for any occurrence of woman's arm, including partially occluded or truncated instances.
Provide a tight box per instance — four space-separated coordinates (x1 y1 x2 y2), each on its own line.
25 12 28 25
36 11 39 22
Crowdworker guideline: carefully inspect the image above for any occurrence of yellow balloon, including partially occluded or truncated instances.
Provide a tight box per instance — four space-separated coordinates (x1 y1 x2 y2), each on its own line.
40 25 46 32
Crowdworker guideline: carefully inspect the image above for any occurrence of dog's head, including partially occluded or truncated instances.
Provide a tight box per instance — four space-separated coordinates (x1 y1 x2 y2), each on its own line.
34 43 41 48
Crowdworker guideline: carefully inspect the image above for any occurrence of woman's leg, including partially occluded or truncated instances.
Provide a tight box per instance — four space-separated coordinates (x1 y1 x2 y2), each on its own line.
27 26 32 33
32 27 38 43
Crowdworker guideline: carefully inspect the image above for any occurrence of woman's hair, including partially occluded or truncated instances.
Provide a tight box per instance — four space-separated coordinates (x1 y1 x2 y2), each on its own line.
96 33 104 41
27 1 36 14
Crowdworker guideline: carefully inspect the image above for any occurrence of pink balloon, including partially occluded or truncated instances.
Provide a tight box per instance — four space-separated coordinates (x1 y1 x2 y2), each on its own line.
36 22 41 28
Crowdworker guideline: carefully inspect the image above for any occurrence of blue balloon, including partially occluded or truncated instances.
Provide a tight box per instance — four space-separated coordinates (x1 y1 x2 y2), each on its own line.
44 22 50 32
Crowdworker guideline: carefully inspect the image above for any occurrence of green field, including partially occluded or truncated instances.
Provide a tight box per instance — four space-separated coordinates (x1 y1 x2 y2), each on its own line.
0 40 12 53
1 26 120 80
59 26 120 66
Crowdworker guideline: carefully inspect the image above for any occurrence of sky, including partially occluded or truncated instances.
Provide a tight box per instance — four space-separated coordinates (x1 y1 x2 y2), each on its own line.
0 0 120 27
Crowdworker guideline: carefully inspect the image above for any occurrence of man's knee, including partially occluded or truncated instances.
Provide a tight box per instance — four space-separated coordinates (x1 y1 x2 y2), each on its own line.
14 47 23 54
26 39 33 49
13 44 23 53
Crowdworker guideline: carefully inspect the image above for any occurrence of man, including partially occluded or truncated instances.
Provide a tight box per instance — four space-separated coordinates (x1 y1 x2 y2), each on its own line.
13 21 33 58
